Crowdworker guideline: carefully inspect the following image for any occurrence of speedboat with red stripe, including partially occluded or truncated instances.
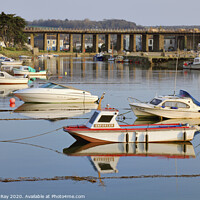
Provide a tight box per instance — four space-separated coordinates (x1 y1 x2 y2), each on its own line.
63 94 198 143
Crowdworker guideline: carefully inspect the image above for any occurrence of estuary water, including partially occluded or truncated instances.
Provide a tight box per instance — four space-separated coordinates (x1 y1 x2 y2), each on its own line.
1 57 200 200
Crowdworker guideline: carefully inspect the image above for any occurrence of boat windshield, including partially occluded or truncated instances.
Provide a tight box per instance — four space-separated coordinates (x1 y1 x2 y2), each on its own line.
39 82 68 89
179 90 200 106
150 98 162 105
89 111 99 124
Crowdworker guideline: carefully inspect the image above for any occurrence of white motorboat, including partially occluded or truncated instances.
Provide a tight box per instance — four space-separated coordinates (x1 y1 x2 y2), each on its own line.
13 66 47 78
1 58 23 65
0 71 28 85
1 65 22 73
128 90 200 119
63 95 198 143
14 82 99 103
183 57 200 69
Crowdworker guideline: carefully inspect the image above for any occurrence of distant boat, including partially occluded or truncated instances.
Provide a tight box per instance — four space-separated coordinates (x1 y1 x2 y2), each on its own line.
1 65 23 73
183 57 200 70
108 56 115 62
19 55 32 62
1 58 23 65
93 53 104 61
13 66 47 78
115 56 124 63
14 82 99 103
0 71 28 85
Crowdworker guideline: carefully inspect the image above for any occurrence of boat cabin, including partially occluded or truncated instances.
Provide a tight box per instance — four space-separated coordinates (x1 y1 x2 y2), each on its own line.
193 57 200 65
149 90 200 110
86 108 120 129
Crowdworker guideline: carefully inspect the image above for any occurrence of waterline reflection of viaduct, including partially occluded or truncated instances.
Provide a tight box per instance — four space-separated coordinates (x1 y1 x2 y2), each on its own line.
24 27 200 52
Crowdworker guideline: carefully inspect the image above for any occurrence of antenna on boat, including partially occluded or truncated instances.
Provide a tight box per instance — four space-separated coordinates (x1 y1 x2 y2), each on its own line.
97 92 105 110
174 41 179 96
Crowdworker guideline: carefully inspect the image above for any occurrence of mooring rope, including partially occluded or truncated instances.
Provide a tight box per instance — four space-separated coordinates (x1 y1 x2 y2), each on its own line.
1 173 200 183
0 127 63 142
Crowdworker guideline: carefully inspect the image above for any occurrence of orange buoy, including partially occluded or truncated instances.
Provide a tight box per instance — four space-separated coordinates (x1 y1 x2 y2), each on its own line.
9 98 15 104
10 103 15 108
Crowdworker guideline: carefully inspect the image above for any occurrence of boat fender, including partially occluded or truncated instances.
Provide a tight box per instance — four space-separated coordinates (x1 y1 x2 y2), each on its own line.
126 133 129 143
135 132 138 143
126 143 129 153
145 134 148 143
183 131 186 141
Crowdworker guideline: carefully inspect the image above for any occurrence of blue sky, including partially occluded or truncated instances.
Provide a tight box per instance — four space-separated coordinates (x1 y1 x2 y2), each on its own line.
1 0 199 26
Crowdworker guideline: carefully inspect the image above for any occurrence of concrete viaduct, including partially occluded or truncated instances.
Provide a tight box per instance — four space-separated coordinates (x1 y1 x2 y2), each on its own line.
24 27 200 53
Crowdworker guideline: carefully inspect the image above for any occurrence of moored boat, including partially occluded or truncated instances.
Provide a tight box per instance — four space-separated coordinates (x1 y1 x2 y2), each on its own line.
183 57 200 70
1 58 23 65
13 66 47 78
63 94 198 143
0 71 28 85
128 90 200 119
93 53 104 61
14 82 99 103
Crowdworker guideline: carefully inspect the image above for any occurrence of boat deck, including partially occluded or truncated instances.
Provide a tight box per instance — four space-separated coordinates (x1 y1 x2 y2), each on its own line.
64 123 191 132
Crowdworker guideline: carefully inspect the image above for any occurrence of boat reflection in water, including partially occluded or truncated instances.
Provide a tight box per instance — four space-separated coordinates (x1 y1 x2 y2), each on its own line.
0 84 28 98
63 142 195 174
14 103 98 120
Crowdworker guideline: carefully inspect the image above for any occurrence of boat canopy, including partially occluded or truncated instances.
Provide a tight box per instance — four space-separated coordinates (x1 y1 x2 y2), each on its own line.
179 90 200 106
28 66 36 72
39 82 85 91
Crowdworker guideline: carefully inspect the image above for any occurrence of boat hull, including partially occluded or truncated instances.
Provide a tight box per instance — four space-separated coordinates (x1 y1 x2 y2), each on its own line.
13 70 47 78
1 61 23 65
0 79 28 85
130 104 200 119
64 127 196 143
14 92 98 103
183 64 200 70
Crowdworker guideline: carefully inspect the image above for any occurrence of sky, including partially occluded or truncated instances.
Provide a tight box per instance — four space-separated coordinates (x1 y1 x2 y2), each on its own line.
1 0 200 26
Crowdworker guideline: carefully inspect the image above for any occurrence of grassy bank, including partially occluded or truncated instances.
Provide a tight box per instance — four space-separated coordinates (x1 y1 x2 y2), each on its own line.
0 48 33 59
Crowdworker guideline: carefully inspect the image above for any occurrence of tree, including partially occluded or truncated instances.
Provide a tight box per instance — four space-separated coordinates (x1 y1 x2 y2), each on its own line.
0 12 27 47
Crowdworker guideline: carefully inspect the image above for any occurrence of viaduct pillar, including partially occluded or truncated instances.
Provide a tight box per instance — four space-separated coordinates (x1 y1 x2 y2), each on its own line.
81 34 85 53
184 35 188 50
105 34 111 52
93 34 99 53
153 34 164 52
69 34 73 53
43 33 47 51
56 33 60 51
117 34 123 52
142 34 149 52
129 34 136 52
30 33 34 48
176 36 186 50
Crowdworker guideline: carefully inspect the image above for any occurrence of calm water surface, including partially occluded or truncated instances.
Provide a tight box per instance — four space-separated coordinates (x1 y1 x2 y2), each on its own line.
1 57 200 200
